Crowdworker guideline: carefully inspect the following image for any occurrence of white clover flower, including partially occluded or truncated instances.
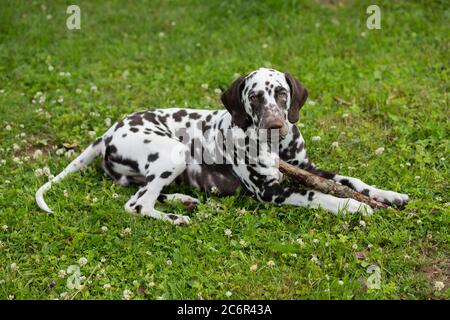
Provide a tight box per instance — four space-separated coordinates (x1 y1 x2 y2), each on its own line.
90 85 98 93
307 100 316 106
48 64 54 71
75 88 82 94
262 43 268 49
55 148 65 156
201 83 209 90
310 255 318 263
210 186 219 194
146 251 152 256
225 291 232 297
267 260 275 268
121 227 131 236
78 257 88 266
103 283 111 290
330 125 337 129
311 136 321 142
414 176 421 180
434 281 445 291
239 240 246 246
171 21 176 26
10 263 18 272
166 259 172 266
101 226 108 233
361 32 367 37
43 166 51 176
5 125 12 131
313 238 319 244
39 95 46 105
338 280 344 285
298 123 305 128
100 257 106 263
296 238 305 246
8 295 14 300
375 147 385 155
63 190 69 198
224 229 232 237
331 141 339 148
342 113 349 118
214 88 222 95
2 225 8 231
65 150 75 158
13 143 20 151
290 253 298 258
123 289 132 300
0 240 4 249
60 292 69 299
105 118 111 127
406 162 411 166
88 131 96 137
367 244 373 249
92 197 98 203
57 96 64 104
352 244 358 250
58 270 66 278
112 193 119 199
33 149 43 159
158 32 165 38
5 179 11 184
359 220 366 228
148 281 155 287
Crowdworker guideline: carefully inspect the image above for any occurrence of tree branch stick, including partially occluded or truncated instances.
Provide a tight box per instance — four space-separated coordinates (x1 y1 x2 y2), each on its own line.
278 160 389 209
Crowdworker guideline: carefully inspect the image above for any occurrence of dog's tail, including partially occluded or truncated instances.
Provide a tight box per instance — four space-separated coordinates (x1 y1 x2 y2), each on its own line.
35 139 103 213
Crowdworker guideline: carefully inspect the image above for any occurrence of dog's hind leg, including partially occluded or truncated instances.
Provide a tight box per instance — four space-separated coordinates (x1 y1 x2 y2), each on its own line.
124 142 191 226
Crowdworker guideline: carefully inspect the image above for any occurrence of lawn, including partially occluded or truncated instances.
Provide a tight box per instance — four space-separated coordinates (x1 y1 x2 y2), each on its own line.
0 0 448 300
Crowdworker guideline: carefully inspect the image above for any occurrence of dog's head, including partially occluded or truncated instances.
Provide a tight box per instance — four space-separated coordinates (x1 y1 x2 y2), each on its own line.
221 68 308 138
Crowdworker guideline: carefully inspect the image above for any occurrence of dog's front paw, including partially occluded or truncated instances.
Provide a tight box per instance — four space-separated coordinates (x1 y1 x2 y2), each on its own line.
372 190 410 207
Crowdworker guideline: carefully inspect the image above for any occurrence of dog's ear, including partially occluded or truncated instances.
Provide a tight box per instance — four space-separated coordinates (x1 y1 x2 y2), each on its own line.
221 76 251 129
285 73 308 124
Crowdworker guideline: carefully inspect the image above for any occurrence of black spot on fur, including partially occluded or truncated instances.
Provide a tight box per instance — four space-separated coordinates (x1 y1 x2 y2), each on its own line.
362 189 370 196
104 136 113 146
137 189 147 199
340 179 354 188
146 175 155 183
114 121 125 131
160 171 172 179
147 153 159 162
308 191 315 201
130 127 139 133
128 115 144 126
172 110 188 122
189 113 201 120
122 133 127 138
93 137 102 146
143 139 151 143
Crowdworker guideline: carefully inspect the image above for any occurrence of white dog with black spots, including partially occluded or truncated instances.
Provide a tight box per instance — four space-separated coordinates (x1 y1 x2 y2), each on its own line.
36 68 409 225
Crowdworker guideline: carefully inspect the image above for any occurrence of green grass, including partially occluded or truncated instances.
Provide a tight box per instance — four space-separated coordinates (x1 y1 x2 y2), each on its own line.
0 0 449 300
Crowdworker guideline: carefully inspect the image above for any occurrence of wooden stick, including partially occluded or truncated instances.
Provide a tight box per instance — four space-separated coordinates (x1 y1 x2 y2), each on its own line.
278 160 389 210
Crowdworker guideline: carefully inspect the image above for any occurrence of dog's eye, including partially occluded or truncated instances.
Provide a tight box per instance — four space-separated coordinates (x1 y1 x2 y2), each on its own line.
278 91 287 99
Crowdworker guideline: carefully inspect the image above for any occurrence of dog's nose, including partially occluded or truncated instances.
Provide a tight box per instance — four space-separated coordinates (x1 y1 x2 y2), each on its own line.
265 118 284 130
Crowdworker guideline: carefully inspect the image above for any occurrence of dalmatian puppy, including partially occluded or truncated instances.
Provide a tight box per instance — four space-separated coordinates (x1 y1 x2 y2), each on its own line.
36 68 409 225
